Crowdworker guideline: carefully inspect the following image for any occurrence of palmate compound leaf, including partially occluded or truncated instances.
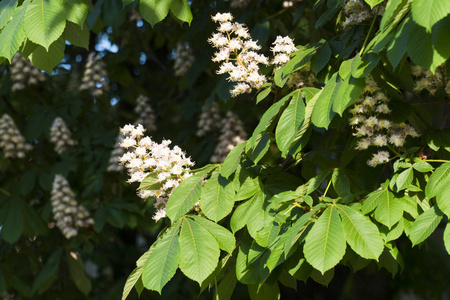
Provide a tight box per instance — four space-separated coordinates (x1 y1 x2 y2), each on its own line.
373 189 403 229
409 205 444 246
200 170 235 222
179 217 220 285
304 205 347 274
166 165 217 222
336 204 384 260
24 0 66 50
142 221 182 294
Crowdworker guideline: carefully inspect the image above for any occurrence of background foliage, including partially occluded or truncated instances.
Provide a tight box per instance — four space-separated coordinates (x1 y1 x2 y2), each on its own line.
0 0 449 299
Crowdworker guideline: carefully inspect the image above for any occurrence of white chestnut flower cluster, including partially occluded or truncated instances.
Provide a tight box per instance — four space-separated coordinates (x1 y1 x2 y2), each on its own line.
196 102 222 137
118 124 194 222
0 114 33 159
51 175 94 239
348 77 420 167
135 95 157 132
173 43 195 77
107 133 125 172
211 111 247 163
342 0 384 29
50 117 78 154
411 65 449 97
10 53 46 92
209 12 269 97
286 63 318 89
79 52 109 97
271 36 298 71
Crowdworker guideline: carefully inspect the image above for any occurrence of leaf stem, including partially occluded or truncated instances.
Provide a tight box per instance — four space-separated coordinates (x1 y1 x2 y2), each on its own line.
322 177 332 197
359 5 381 56
424 159 450 163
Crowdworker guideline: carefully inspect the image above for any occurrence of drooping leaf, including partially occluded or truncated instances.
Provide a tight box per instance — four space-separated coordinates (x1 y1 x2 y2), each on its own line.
166 165 216 222
409 205 443 246
0 0 18 30
24 0 66 50
142 221 182 294
122 267 143 300
0 199 24 243
275 89 306 155
189 215 236 253
31 248 63 295
436 184 450 217
248 282 280 300
169 0 192 25
30 37 65 73
337 204 384 260
373 190 403 229
444 222 450 255
311 72 339 129
67 252 92 295
231 191 262 233
304 205 347 274
221 141 246 178
139 0 172 27
350 53 380 79
65 0 89 27
0 0 29 62
362 187 389 214
310 42 331 74
364 0 383 9
396 167 413 191
425 162 450 199
200 170 235 222
411 0 450 31
64 21 89 50
179 218 220 285
275 45 316 87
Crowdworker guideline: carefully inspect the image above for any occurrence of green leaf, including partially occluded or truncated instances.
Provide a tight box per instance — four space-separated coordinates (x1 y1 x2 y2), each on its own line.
122 267 142 300
231 190 262 232
246 131 271 164
169 0 192 25
387 16 413 70
235 239 260 284
304 205 347 274
412 161 434 172
380 220 404 242
142 221 181 294
256 86 272 104
24 0 66 50
138 172 162 190
425 162 450 199
0 0 17 30
200 171 234 222
1 199 24 243
248 282 280 300
311 73 339 129
275 89 306 155
275 46 316 87
364 0 383 9
67 252 92 295
179 218 220 285
64 21 89 50
139 0 172 27
436 184 450 217
246 91 295 158
216 265 237 300
409 205 444 246
337 204 384 260
288 88 320 151
444 222 450 255
221 141 246 178
65 0 89 27
362 188 389 214
0 0 29 62
32 248 62 295
331 168 351 196
310 42 331 74
411 0 450 31
30 37 65 73
350 53 380 79
374 190 403 229
189 215 236 253
284 210 315 255
407 21 446 72
166 165 216 222
396 167 413 191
